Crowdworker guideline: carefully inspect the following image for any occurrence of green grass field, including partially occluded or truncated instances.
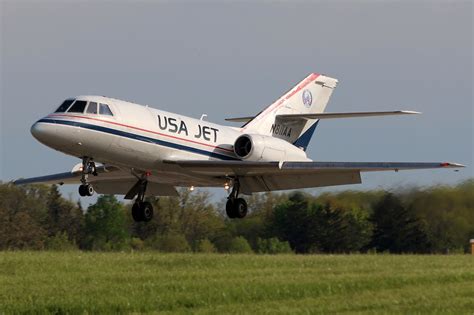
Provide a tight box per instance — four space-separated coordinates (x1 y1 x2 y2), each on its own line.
0 252 473 314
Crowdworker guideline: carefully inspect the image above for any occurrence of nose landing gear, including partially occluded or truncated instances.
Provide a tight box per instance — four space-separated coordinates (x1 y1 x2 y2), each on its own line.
226 179 248 219
78 157 97 197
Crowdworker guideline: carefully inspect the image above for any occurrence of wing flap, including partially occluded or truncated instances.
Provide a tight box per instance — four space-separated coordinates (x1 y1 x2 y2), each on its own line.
240 172 362 194
94 180 178 197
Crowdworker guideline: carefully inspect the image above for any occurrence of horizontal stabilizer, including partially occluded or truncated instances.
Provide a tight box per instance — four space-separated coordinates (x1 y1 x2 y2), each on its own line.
276 110 421 120
226 110 420 123
225 116 255 123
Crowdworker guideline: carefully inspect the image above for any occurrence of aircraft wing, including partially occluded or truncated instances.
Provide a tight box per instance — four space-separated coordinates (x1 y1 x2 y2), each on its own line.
13 164 122 186
13 164 178 197
164 160 464 194
14 160 464 196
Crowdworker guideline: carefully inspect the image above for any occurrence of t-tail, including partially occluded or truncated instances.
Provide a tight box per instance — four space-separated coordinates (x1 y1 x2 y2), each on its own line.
227 73 338 151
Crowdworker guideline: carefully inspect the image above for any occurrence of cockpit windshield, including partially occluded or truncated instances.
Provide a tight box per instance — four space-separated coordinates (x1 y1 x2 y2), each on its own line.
67 100 88 113
54 98 114 116
86 102 98 114
99 103 113 116
54 99 75 113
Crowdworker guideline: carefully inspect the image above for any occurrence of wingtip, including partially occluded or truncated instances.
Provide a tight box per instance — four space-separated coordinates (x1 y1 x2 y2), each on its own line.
440 162 466 168
401 110 422 115
11 179 22 186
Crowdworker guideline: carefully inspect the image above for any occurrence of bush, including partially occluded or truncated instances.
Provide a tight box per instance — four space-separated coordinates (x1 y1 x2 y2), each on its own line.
228 236 253 253
45 232 77 251
130 237 145 251
195 239 216 253
211 233 234 253
256 238 293 254
90 239 130 252
146 233 190 253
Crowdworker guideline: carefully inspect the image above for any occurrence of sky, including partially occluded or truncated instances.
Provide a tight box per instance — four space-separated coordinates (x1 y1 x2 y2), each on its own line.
1 1 472 204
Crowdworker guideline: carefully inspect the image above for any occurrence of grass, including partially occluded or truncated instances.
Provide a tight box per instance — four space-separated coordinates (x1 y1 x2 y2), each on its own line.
0 252 473 314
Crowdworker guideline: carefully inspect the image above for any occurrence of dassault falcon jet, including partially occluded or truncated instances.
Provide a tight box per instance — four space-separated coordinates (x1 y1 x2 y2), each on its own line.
14 73 464 222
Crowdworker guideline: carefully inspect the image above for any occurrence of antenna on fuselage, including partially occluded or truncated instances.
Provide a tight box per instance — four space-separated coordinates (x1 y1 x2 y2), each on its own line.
200 114 208 121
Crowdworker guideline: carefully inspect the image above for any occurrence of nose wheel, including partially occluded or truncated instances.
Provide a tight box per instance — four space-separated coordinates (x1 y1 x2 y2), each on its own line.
78 184 94 197
226 179 248 219
78 157 97 197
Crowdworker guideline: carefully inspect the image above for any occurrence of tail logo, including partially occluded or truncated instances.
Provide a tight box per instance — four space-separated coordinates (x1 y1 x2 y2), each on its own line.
302 90 312 108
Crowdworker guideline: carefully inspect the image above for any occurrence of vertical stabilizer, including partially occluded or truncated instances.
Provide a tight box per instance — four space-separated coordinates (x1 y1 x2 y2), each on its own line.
242 73 338 150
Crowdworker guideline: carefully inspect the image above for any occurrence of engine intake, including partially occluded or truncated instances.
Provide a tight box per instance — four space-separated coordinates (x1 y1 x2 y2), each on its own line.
233 134 309 162
234 135 253 158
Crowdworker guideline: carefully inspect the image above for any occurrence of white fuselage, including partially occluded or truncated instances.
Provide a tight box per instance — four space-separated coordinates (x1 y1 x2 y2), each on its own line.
31 96 311 187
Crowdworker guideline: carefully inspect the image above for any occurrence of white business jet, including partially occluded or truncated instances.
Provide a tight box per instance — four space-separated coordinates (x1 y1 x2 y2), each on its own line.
14 73 464 222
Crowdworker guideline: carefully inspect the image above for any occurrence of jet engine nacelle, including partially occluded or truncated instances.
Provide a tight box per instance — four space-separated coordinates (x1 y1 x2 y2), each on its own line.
233 134 309 162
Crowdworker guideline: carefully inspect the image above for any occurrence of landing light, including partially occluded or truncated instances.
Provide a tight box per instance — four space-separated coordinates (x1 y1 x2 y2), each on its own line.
224 183 230 191
189 186 195 192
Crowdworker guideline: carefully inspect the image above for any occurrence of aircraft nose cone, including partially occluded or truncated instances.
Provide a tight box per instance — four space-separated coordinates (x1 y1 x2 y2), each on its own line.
31 120 57 144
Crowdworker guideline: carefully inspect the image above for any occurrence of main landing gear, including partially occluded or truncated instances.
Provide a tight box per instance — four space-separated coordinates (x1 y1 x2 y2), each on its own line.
78 157 97 197
226 179 248 219
125 175 154 223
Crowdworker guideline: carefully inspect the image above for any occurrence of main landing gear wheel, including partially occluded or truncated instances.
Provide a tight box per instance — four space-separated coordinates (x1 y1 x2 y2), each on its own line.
130 176 154 223
226 199 236 219
226 198 248 219
78 184 94 197
132 201 154 222
225 179 248 219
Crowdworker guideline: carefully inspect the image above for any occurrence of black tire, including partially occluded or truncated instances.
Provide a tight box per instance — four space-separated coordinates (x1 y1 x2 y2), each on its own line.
132 202 142 222
234 198 248 219
78 185 87 197
226 199 236 219
141 202 154 222
86 184 94 196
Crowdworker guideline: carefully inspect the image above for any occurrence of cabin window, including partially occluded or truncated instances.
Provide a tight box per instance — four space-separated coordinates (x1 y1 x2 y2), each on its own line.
54 99 75 113
67 100 88 113
86 102 98 114
99 103 113 116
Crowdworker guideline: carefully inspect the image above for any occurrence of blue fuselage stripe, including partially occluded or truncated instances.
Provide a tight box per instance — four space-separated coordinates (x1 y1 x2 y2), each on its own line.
37 118 238 161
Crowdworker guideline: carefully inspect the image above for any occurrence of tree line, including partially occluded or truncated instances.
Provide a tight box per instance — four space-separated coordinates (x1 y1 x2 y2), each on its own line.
0 180 472 254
